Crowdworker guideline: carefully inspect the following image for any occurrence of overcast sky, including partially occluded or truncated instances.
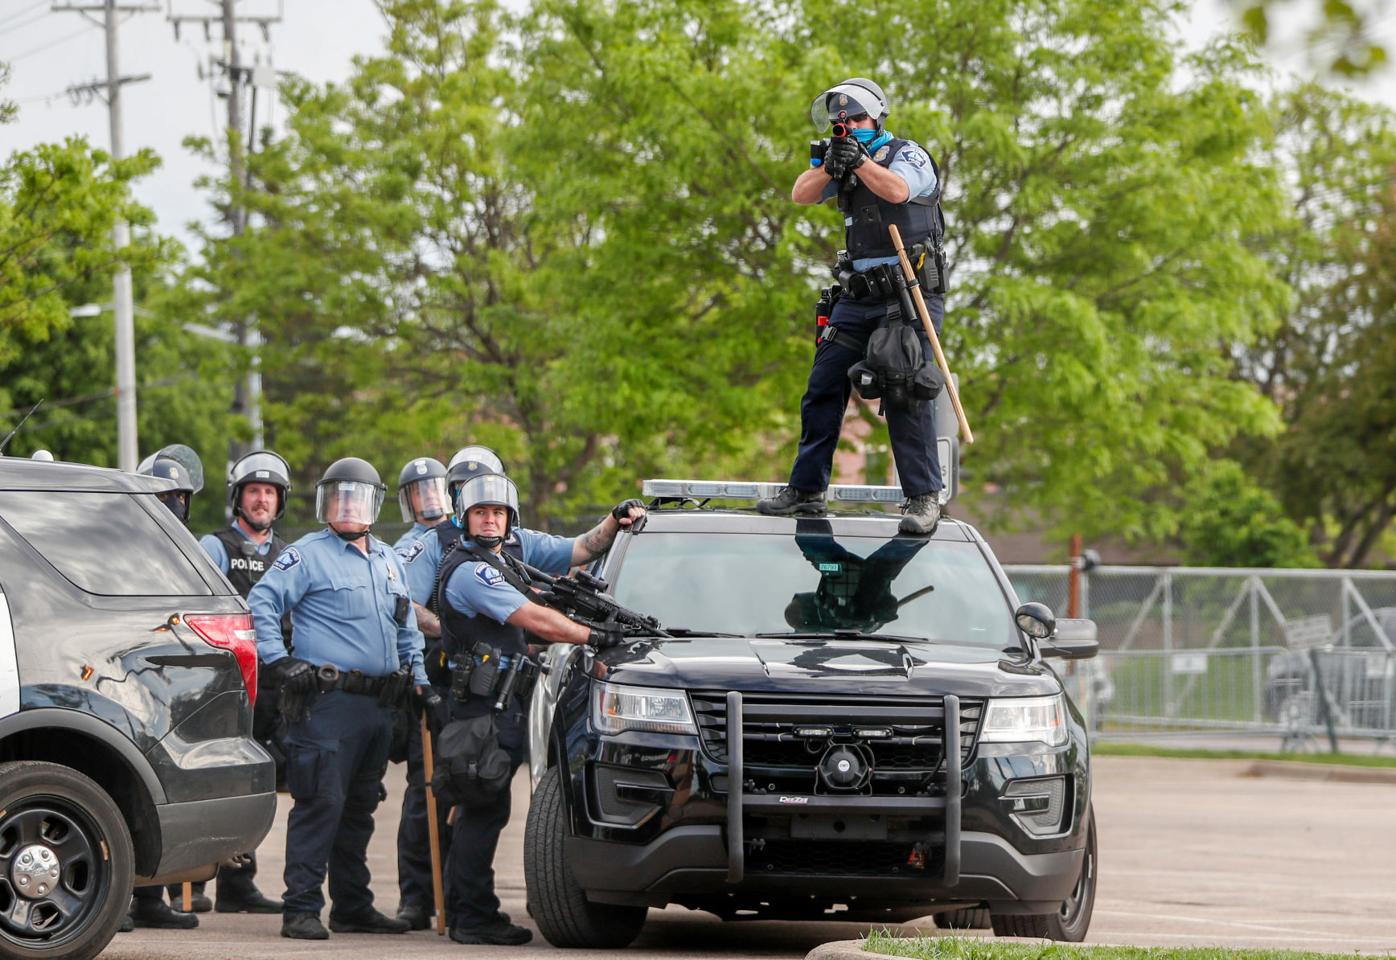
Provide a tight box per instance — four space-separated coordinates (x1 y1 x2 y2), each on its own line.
3 0 1393 253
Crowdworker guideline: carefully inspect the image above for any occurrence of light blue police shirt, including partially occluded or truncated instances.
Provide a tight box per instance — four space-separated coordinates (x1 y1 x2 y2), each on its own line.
200 523 274 574
442 529 575 626
249 527 427 685
393 521 438 553
819 134 939 272
398 523 449 606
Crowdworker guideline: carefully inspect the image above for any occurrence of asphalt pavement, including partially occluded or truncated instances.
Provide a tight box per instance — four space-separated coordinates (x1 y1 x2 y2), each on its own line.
98 756 1396 958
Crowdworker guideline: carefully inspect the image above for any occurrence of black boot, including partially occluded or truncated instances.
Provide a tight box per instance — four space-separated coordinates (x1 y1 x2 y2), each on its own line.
281 912 329 940
899 493 942 535
166 882 211 913
756 486 826 516
215 887 281 914
396 903 431 931
328 908 410 934
449 917 532 946
130 895 199 929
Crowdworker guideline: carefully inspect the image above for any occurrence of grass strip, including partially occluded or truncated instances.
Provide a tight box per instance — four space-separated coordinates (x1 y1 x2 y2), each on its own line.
1091 742 1396 768
862 932 1372 960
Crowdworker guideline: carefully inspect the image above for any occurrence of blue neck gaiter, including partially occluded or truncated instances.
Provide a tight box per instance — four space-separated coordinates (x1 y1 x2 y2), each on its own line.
854 128 893 153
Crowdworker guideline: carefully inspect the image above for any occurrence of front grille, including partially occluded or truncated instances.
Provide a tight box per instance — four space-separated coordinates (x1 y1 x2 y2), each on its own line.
747 839 940 877
690 692 982 784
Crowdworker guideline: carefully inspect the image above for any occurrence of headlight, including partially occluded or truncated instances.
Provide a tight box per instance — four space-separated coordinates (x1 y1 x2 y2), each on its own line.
979 694 1068 746
592 681 696 736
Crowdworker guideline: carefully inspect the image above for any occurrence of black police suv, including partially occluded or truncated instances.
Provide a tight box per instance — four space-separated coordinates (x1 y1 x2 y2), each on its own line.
524 489 1099 948
0 456 277 959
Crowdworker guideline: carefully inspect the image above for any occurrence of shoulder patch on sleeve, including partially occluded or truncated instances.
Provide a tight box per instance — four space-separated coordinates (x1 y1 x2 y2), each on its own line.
273 547 301 571
398 540 426 564
473 564 507 588
900 147 928 168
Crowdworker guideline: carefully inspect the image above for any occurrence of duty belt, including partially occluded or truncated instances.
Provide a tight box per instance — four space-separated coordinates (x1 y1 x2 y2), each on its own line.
313 663 396 698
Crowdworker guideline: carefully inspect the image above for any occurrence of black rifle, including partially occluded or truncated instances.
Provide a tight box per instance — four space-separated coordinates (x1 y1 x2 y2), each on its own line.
516 560 668 638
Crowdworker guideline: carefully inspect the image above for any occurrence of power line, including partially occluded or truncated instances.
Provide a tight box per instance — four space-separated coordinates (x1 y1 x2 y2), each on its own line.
0 1 50 30
0 9 52 36
4 24 90 63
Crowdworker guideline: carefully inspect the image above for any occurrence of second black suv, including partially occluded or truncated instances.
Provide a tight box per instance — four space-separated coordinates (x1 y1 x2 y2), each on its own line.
524 488 1099 948
0 456 277 960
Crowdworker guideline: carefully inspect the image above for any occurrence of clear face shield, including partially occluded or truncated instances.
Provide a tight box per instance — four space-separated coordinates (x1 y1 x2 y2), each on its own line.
137 444 205 495
399 477 450 523
808 85 878 132
232 451 289 487
454 473 520 540
316 480 384 527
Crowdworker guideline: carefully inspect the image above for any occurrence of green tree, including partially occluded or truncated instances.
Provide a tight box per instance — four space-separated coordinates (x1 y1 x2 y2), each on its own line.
187 0 1293 536
1234 0 1389 76
1237 85 1396 566
1177 460 1318 566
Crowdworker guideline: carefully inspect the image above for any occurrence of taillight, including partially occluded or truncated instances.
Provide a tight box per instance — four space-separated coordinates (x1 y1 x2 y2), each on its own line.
186 613 259 707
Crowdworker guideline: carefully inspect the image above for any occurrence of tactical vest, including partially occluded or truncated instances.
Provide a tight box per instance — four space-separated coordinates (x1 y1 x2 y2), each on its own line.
426 522 466 615
436 536 529 664
212 526 287 597
839 137 944 261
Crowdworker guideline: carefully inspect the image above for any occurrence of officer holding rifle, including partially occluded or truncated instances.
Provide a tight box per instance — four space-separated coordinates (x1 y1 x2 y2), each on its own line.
433 472 644 945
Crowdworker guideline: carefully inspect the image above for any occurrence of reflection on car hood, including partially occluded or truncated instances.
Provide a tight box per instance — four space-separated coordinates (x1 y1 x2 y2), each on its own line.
597 636 1060 699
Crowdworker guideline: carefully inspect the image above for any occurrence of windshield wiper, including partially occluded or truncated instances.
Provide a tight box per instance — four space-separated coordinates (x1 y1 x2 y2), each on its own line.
752 630 933 644
662 627 746 638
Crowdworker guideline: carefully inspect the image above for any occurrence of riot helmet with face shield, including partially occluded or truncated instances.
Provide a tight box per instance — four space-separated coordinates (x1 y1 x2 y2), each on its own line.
446 445 506 500
810 77 890 133
140 454 199 524
315 457 386 540
229 449 291 531
454 473 520 548
397 456 449 524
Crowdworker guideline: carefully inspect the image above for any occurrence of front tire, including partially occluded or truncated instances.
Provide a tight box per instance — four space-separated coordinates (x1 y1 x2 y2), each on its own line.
935 905 991 929
524 766 647 949
0 761 135 960
991 806 1096 942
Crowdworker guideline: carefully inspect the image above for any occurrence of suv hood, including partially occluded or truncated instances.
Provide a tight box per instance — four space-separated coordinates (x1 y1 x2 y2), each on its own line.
596 636 1060 699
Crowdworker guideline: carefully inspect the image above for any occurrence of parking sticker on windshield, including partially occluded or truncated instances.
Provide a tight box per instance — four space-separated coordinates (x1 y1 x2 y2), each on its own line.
818 562 842 573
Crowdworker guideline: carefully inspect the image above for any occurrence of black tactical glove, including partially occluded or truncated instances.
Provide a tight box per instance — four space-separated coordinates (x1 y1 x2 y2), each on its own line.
414 685 446 727
274 657 316 694
611 498 646 530
824 137 864 180
588 623 626 650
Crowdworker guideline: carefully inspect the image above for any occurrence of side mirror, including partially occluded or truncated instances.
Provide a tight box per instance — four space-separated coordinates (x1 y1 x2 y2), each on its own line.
1042 619 1099 660
1014 602 1055 640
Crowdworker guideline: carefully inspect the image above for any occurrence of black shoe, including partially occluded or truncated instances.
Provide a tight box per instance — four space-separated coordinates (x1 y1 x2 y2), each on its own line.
899 493 941 535
328 908 410 934
130 898 199 930
281 912 330 940
395 903 431 931
215 890 281 914
756 486 826 516
449 919 532 946
118 912 135 933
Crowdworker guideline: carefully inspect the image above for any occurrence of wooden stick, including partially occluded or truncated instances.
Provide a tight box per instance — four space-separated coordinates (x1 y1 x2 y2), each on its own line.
181 881 192 913
888 224 974 444
419 711 447 936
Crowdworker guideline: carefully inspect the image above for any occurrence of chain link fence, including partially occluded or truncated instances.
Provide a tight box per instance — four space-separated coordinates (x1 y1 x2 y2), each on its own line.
1006 565 1396 753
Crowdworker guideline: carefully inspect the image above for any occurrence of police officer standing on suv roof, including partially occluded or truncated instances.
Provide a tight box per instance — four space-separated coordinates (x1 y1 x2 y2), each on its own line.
393 445 506 929
248 457 433 941
129 448 205 929
757 77 947 535
191 450 292 915
435 473 644 946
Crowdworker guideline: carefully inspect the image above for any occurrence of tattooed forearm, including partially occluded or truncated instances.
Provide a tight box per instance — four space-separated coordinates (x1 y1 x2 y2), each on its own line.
575 518 617 563
413 602 441 639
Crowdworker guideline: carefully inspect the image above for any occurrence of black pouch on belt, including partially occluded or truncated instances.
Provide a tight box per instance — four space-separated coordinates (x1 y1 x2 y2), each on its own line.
377 667 411 708
393 595 410 627
468 644 500 698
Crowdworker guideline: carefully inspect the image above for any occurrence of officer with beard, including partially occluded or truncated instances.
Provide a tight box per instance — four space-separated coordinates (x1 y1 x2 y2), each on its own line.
192 450 293 914
434 474 644 945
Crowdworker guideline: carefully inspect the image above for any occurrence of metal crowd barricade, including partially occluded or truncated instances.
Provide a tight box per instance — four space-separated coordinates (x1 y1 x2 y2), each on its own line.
1003 564 1396 751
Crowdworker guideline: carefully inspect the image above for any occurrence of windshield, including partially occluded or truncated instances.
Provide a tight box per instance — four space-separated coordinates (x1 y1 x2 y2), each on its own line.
610 522 1016 649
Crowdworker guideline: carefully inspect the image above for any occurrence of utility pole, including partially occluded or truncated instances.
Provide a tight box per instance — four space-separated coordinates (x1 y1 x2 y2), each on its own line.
169 0 281 459
55 0 159 471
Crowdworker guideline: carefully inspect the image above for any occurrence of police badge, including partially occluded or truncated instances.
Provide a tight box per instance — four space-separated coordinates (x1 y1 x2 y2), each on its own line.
874 145 890 162
838 94 848 106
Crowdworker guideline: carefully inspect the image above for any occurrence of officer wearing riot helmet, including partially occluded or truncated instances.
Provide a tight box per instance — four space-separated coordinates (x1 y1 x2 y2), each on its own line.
759 78 947 534
248 457 434 940
392 446 508 929
435 474 644 945
394 456 450 552
192 450 293 915
130 448 207 929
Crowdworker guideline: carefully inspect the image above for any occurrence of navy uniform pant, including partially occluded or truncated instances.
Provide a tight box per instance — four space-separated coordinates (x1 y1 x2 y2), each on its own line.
788 293 945 498
281 690 393 917
443 708 526 930
397 696 451 911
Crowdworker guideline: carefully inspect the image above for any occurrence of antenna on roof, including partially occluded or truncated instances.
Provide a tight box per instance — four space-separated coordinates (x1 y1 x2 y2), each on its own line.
0 400 44 457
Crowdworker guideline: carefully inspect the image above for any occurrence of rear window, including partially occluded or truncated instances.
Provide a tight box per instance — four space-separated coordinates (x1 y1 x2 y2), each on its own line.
610 527 1015 648
0 490 213 597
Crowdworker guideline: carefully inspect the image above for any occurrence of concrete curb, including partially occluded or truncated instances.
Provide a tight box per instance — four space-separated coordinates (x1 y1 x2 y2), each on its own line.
806 940 871 960
1242 759 1396 784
